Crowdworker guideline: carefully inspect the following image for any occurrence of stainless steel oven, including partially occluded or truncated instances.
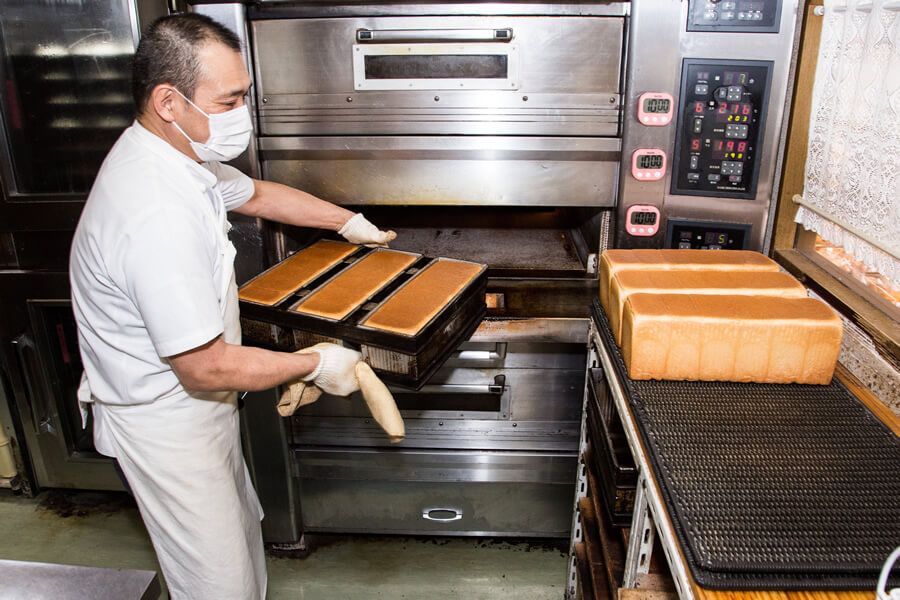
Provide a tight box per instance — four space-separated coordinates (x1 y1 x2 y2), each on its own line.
214 1 630 538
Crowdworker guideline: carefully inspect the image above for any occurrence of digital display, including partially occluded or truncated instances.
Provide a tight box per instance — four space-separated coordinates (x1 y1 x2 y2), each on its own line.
704 232 730 246
643 97 671 113
631 211 658 226
738 2 766 11
711 139 748 160
637 154 664 169
723 71 750 86
715 102 753 123
693 101 706 114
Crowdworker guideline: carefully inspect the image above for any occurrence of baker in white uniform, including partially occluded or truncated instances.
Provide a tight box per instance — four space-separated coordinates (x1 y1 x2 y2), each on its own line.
69 14 391 599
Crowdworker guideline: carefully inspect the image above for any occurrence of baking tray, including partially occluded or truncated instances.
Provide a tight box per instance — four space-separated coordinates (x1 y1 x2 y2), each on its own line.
586 367 637 527
239 244 487 389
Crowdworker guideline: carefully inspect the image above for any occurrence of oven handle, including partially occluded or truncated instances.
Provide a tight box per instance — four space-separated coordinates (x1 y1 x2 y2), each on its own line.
11 334 55 436
392 375 507 396
357 28 513 43
422 507 463 522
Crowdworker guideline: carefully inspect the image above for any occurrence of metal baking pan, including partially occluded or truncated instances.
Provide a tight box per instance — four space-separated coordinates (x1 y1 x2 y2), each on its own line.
239 243 488 389
586 367 636 527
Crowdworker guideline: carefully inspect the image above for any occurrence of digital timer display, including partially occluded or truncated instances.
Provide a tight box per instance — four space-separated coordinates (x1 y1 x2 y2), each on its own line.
625 205 661 236
631 211 658 226
638 154 664 170
643 97 671 114
637 92 674 126
631 149 667 180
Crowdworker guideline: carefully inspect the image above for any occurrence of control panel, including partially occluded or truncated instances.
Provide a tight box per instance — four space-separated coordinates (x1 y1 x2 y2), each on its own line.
670 59 772 200
666 220 750 250
687 0 783 33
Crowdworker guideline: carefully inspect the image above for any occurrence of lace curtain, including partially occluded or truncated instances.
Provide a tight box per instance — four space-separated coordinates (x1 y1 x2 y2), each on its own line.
798 0 900 285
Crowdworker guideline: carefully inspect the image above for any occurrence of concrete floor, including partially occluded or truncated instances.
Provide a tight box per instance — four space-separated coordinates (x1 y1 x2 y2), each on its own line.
0 488 569 599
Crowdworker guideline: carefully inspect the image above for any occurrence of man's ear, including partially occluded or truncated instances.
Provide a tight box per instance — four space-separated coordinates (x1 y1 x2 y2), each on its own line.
150 84 178 123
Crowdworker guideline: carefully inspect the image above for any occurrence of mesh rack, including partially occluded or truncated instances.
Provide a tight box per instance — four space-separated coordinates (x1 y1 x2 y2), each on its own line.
592 298 900 590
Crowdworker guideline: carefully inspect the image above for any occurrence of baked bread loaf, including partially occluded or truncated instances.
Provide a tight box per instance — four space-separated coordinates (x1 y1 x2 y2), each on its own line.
607 270 808 344
599 249 780 312
362 259 483 336
620 293 843 384
239 240 356 306
294 250 418 321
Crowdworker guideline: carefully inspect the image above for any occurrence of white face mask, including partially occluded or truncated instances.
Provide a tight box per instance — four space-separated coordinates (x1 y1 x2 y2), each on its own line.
171 88 252 162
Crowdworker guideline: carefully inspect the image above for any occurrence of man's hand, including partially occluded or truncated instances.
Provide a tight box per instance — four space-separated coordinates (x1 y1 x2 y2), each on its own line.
299 343 362 396
338 213 397 247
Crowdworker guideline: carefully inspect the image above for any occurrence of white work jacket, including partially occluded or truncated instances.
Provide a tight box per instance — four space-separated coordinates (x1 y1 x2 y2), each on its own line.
70 121 266 600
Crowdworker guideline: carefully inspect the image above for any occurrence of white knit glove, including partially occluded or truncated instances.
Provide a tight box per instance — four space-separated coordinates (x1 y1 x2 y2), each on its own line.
299 343 362 396
338 213 397 247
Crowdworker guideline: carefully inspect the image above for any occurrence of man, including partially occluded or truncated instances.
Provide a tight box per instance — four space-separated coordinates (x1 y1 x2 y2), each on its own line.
69 13 392 599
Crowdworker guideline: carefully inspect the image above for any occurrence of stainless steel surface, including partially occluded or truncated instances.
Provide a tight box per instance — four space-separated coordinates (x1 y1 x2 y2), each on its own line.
616 0 802 252
189 3 261 180
252 14 623 137
260 136 620 207
0 559 160 600
294 447 576 536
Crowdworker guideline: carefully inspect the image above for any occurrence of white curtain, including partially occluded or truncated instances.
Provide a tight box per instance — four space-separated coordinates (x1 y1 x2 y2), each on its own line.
798 0 900 285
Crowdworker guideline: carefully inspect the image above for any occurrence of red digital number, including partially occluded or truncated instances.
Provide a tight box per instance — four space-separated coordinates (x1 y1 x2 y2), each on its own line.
717 104 728 115
742 103 752 115
713 140 724 152
694 102 705 114
726 141 735 152
737 141 747 153
691 139 702 151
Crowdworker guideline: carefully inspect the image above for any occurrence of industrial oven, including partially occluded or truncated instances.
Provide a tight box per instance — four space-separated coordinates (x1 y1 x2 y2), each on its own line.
194 0 801 542
0 0 802 550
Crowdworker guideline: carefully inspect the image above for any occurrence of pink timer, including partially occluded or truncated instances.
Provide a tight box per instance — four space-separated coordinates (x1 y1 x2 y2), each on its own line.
636 92 674 126
631 148 667 181
625 205 661 236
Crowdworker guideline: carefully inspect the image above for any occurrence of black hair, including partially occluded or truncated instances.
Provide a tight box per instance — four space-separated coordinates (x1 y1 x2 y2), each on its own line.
131 13 241 116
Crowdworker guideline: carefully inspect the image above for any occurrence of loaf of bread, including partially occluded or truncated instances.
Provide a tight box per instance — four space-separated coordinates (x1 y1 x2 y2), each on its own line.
361 259 483 336
294 250 418 321
239 240 357 306
620 294 843 384
607 270 808 344
599 249 780 312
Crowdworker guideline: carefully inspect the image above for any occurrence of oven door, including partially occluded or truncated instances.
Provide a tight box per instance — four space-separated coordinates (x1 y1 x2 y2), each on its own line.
0 271 121 492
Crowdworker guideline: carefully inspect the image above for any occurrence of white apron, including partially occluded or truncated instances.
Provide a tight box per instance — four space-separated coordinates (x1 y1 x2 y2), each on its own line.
79 200 267 600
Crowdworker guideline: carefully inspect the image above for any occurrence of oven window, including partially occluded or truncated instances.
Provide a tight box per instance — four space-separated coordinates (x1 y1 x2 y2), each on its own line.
0 0 136 195
364 54 508 80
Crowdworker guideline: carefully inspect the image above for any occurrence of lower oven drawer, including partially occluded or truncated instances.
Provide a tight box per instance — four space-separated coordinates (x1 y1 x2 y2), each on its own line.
294 447 577 536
